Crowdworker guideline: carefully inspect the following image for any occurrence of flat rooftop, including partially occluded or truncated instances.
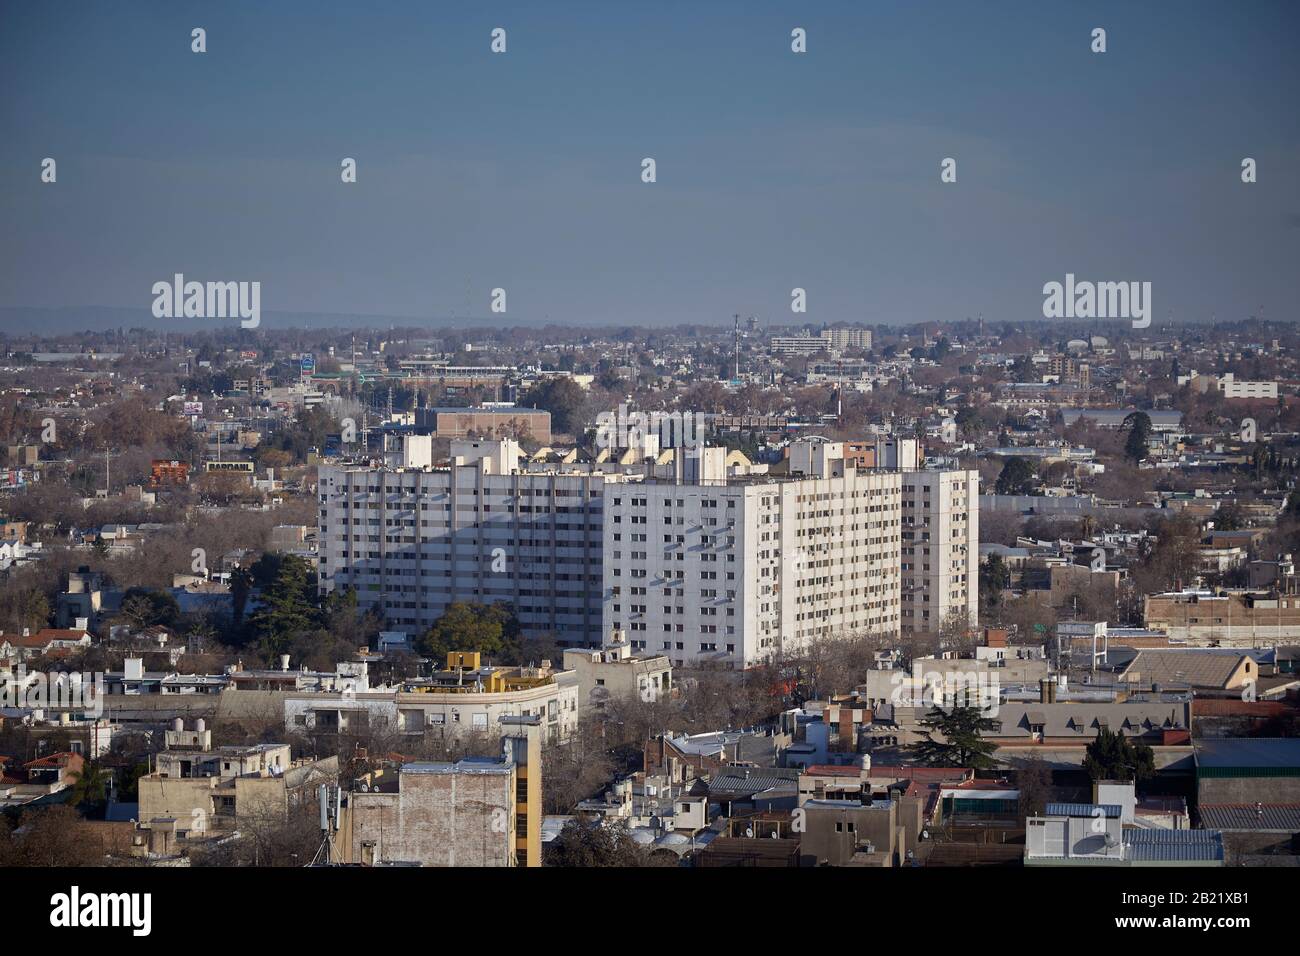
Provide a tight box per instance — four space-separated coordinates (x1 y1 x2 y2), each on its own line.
1194 737 1300 770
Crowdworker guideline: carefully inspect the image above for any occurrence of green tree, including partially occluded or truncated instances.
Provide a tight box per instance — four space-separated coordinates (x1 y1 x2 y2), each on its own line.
246 554 321 658
417 601 521 663
995 456 1036 495
229 565 253 629
980 553 1011 609
521 377 589 436
1214 501 1245 532
954 404 980 439
1122 411 1153 464
910 705 1000 769
1082 727 1155 783
66 760 113 809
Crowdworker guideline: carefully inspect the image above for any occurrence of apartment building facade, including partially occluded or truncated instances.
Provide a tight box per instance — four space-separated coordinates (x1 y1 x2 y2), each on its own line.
602 458 904 669
318 439 608 645
900 469 980 639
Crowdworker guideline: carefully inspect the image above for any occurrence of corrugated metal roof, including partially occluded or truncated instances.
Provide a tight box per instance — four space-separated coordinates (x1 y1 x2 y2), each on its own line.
1124 829 1224 863
1199 803 1300 831
708 767 798 797
1045 803 1122 818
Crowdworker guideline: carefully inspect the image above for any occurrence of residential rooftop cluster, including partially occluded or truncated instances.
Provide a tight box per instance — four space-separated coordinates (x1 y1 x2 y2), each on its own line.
0 318 1297 869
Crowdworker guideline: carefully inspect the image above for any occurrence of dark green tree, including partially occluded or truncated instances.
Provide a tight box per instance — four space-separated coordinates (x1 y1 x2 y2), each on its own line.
910 705 1000 769
979 553 1011 609
1122 411 1153 464
521 377 589 435
246 554 321 658
229 566 253 625
995 456 1036 495
66 760 113 809
1082 727 1155 783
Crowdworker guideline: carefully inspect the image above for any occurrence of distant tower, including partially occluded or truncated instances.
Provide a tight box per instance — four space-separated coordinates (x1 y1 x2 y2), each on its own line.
733 314 741 380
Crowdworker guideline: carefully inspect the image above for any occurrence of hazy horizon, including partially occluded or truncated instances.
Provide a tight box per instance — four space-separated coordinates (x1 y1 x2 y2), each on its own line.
3 1 1298 330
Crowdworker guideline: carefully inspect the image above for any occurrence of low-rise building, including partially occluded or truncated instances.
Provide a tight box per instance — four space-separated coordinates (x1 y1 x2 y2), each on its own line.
343 715 542 867
285 652 579 745
1025 802 1224 866
134 720 338 855
562 633 672 710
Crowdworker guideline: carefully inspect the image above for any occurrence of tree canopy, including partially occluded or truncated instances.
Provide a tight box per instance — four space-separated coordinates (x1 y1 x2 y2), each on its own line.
910 705 1000 769
1083 727 1155 783
521 376 589 436
417 601 522 663
995 456 1036 496
1122 411 1153 464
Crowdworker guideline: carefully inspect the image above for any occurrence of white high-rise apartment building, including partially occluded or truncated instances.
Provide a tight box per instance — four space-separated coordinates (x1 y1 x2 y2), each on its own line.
820 327 873 351
900 469 980 638
770 328 872 355
318 438 608 645
603 446 904 669
318 435 977 665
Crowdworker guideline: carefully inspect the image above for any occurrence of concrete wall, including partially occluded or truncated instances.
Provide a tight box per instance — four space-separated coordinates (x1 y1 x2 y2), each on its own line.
350 768 515 867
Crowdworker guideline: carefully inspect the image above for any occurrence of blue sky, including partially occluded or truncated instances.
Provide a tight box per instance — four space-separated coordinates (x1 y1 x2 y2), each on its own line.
1 0 1297 329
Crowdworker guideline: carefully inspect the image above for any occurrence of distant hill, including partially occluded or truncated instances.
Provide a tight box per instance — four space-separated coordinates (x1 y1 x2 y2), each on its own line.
0 306 509 336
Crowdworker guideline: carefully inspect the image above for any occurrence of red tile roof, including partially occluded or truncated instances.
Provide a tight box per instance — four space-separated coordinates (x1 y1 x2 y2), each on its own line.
34 629 92 642
801 765 863 777
867 765 974 783
24 752 79 769
3 629 90 648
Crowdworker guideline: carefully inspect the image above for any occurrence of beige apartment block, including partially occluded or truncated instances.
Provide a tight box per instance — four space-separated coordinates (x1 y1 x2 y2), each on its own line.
900 469 979 641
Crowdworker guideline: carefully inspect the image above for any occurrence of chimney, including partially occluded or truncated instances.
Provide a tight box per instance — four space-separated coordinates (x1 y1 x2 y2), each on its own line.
1039 678 1051 704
